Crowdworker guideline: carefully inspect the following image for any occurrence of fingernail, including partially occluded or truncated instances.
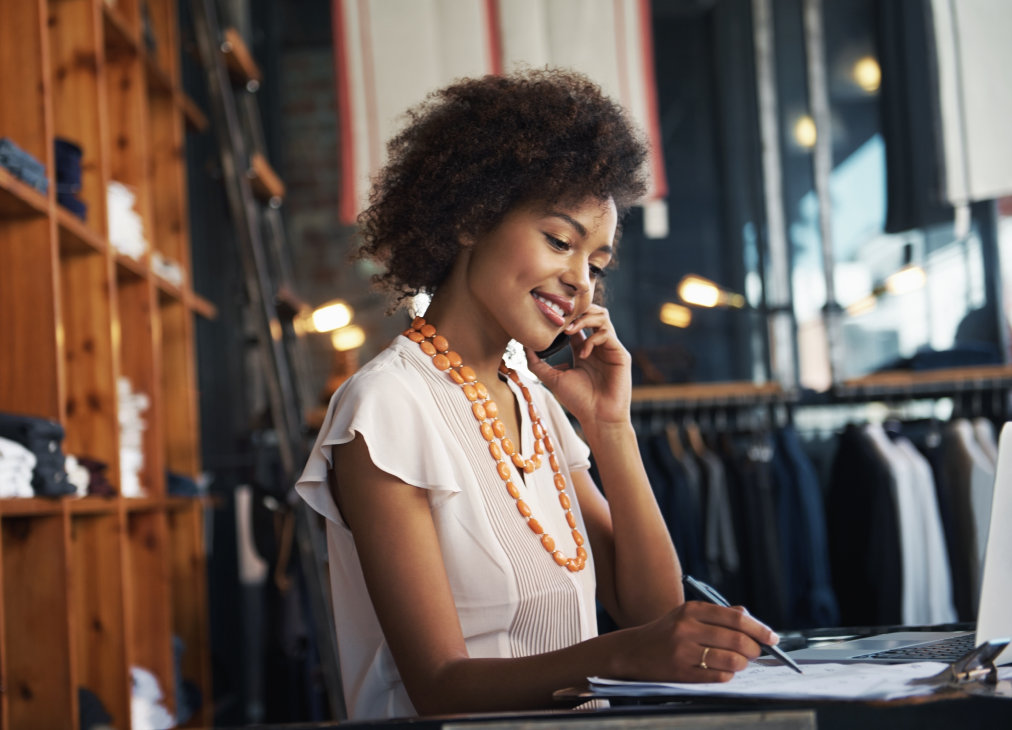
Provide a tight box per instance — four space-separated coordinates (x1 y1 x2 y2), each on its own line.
768 631 780 645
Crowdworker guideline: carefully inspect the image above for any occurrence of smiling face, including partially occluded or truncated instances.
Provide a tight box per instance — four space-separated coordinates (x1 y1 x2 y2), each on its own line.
457 196 618 352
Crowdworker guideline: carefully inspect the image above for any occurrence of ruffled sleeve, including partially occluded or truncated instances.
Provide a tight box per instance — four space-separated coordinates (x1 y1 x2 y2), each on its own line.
296 364 465 526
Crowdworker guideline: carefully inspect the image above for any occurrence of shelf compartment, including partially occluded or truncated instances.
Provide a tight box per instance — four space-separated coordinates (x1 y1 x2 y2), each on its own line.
160 297 200 477
148 89 189 269
69 511 130 727
168 502 212 727
0 168 49 218
50 0 110 234
59 249 120 487
125 510 176 718
57 206 109 256
105 37 154 249
2 514 76 728
145 0 182 90
116 273 164 497
0 0 52 192
0 217 62 421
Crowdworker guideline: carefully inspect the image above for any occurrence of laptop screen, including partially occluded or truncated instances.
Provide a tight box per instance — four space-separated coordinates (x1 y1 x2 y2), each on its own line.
975 421 1012 665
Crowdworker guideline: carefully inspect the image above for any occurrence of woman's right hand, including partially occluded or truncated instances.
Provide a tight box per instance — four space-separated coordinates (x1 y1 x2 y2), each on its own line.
612 600 780 683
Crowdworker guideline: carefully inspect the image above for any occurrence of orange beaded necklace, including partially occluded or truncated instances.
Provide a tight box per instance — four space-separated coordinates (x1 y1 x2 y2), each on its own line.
404 317 588 573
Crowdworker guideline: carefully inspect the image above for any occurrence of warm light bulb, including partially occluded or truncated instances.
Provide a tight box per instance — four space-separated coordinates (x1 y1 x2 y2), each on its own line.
331 324 366 351
310 300 353 333
660 302 692 328
678 276 721 308
845 294 878 317
885 265 926 295
853 56 881 93
793 115 817 149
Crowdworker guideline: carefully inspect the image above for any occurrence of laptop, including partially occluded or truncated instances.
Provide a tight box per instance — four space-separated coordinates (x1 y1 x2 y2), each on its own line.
788 421 1012 665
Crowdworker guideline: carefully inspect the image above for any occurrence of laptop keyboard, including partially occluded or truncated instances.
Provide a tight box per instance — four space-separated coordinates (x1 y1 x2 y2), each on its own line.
854 632 977 662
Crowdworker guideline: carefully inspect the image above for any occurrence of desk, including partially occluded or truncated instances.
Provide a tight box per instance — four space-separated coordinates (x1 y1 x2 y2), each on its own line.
235 690 1011 730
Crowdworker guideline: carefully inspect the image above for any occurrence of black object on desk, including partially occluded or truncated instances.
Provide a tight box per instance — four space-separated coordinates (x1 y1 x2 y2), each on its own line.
683 573 804 674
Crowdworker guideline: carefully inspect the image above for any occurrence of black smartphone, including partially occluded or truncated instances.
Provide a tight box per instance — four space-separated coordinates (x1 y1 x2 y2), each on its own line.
535 333 570 360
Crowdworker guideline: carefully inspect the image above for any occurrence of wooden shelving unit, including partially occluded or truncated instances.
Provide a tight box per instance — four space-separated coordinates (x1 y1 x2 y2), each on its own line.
0 0 211 727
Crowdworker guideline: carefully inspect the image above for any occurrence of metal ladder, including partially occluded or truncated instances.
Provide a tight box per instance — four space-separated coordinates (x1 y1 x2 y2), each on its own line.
188 0 345 719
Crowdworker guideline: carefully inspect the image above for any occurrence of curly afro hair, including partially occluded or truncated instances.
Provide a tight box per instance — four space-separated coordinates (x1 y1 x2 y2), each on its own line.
356 68 649 307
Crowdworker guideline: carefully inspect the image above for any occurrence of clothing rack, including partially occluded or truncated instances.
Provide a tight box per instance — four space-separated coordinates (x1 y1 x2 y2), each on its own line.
630 381 795 411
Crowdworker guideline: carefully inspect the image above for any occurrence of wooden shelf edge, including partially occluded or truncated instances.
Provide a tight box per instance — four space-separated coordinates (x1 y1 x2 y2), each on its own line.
56 207 109 256
178 91 209 132
247 152 285 203
102 4 141 55
114 251 150 281
631 381 787 405
67 497 119 515
156 275 185 302
165 495 215 511
188 291 218 319
0 166 50 218
144 53 175 96
220 27 262 88
0 498 64 517
838 365 1012 392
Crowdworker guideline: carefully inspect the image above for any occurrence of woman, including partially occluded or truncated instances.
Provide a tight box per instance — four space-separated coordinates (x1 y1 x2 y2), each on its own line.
296 69 778 721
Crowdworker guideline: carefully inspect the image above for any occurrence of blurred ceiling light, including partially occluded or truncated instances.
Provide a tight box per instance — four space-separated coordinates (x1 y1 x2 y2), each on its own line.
885 264 926 295
677 274 746 309
308 299 353 333
793 114 817 149
331 324 366 351
660 302 692 328
845 294 878 317
852 56 881 93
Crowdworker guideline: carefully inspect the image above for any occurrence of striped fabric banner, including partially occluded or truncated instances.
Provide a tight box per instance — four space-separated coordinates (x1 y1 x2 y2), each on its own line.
332 0 666 224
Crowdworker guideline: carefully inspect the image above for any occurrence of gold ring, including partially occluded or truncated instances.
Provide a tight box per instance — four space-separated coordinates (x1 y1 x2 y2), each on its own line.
699 646 711 670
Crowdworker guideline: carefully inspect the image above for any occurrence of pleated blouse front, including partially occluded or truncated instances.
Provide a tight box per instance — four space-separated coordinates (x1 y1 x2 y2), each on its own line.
296 336 597 720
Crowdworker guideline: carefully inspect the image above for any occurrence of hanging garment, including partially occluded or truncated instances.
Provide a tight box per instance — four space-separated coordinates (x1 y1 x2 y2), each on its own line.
942 418 995 618
973 417 998 466
893 437 957 624
642 431 708 583
863 423 925 626
696 444 740 597
774 425 839 629
724 432 789 629
826 424 904 626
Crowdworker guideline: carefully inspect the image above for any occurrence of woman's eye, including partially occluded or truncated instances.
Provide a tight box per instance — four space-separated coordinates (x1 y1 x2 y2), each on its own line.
589 264 608 280
544 234 569 251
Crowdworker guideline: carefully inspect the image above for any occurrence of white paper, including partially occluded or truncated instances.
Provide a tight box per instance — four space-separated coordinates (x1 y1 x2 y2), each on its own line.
589 662 952 701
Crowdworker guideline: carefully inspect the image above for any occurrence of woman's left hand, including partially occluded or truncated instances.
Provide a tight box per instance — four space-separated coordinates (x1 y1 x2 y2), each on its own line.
525 304 631 428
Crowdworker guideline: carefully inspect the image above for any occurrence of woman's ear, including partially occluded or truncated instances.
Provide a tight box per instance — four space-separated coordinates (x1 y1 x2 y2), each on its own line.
457 229 476 248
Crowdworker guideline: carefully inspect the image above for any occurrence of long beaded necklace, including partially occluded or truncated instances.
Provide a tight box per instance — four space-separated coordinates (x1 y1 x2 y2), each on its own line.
404 317 588 573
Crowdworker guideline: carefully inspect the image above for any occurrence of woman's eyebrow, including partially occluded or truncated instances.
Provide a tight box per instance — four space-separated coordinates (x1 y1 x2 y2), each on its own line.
545 211 588 238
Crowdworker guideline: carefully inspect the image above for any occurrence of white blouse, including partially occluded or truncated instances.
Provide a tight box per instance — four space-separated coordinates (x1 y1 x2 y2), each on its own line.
296 336 598 720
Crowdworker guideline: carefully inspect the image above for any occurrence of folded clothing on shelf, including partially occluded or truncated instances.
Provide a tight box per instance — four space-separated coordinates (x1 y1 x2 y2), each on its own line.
0 436 36 498
108 181 149 259
55 137 87 221
0 137 49 194
118 377 149 497
76 456 117 497
0 412 74 497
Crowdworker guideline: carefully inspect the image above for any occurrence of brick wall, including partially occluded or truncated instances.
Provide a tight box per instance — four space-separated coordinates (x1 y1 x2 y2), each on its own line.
278 42 404 406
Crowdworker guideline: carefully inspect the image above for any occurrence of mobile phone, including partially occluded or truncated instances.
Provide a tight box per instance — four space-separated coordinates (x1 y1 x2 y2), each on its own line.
535 333 571 360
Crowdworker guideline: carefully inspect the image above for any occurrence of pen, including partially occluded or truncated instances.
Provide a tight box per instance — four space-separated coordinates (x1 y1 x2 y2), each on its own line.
682 574 803 674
